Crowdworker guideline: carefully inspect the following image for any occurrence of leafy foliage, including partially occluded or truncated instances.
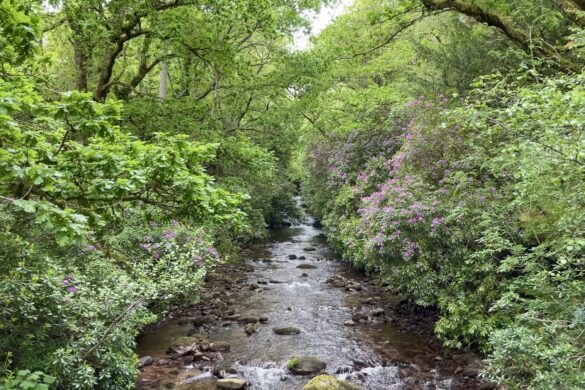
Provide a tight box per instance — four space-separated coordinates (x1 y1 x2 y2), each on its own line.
299 1 585 388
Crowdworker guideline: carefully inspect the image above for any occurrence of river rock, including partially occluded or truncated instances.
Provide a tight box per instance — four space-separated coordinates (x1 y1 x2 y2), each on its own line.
352 312 367 322
300 273 309 277
301 374 360 390
209 341 231 352
244 323 258 335
269 279 284 284
192 316 211 326
303 247 317 251
238 316 259 324
137 356 154 368
371 308 385 316
273 326 301 335
217 378 248 389
343 320 355 326
259 315 269 323
288 254 297 259
288 356 326 375
297 264 317 269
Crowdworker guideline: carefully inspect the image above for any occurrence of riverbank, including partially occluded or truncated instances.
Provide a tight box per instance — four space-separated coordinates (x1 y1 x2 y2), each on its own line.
134 214 493 389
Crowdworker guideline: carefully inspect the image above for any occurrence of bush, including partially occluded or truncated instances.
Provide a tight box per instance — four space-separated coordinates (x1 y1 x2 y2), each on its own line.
303 73 585 388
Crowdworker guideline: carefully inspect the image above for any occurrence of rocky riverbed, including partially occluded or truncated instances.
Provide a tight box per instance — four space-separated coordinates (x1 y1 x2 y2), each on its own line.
134 212 494 390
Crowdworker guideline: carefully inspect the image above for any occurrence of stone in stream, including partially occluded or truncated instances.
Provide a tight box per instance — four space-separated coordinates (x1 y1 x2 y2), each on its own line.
137 356 154 368
217 378 248 389
269 279 284 284
297 263 318 269
300 273 309 278
344 320 356 326
192 315 212 326
288 254 297 259
371 308 385 316
244 323 258 335
288 356 327 375
345 282 362 291
238 316 259 324
301 374 361 390
303 247 317 251
209 341 231 352
298 255 306 260
273 326 301 335
351 312 368 322
259 315 269 323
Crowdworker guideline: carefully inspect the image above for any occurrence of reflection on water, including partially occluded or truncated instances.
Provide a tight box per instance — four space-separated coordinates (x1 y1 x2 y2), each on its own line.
135 203 465 390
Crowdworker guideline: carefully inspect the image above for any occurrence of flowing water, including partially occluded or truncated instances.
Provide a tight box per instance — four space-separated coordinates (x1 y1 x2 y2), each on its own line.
135 208 475 389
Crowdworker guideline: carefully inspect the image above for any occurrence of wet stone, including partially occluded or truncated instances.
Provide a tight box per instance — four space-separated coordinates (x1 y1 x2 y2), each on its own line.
301 374 361 390
209 341 230 352
288 356 327 375
297 264 318 269
273 326 301 335
303 247 317 251
352 312 368 322
244 323 258 335
288 254 297 259
137 356 154 369
217 378 248 389
238 316 258 324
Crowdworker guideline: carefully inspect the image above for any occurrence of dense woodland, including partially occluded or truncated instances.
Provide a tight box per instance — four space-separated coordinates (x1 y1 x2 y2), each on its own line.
1 0 584 389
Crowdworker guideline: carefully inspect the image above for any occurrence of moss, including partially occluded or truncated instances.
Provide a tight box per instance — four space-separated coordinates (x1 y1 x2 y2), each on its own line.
287 357 300 369
301 375 361 390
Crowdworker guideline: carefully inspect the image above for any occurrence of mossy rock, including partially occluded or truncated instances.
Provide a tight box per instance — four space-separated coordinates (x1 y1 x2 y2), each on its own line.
287 356 326 375
273 326 301 335
301 375 361 390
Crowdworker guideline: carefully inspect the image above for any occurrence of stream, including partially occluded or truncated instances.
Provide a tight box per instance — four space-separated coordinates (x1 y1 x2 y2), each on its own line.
135 207 483 390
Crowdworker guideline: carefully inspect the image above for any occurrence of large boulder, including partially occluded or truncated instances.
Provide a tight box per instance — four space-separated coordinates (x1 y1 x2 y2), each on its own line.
287 356 326 375
302 375 361 390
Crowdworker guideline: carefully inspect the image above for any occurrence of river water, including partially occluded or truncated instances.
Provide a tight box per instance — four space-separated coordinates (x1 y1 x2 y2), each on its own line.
135 209 477 389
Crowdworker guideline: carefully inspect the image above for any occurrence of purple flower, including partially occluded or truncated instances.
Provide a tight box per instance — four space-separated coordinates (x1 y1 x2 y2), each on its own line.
141 243 150 250
206 247 219 257
149 221 158 228
193 255 203 265
61 279 69 286
67 286 78 294
153 251 161 259
87 245 97 252
164 231 176 240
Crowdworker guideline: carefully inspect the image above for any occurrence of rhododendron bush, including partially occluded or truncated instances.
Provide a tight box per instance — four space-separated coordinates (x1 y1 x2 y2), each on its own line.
303 73 585 388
